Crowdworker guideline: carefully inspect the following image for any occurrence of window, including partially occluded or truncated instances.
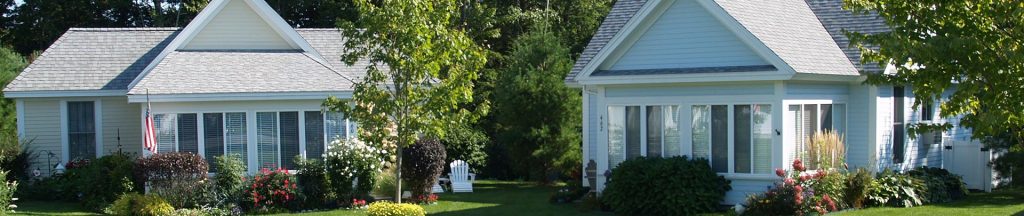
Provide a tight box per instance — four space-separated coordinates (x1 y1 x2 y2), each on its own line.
204 113 224 170
256 112 279 170
153 113 200 154
304 111 325 160
921 102 934 121
893 87 906 163
789 103 847 169
225 112 247 167
279 112 300 169
607 105 680 168
692 104 771 174
325 112 348 143
67 101 96 160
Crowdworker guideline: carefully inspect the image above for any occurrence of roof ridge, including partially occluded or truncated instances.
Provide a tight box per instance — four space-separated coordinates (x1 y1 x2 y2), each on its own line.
69 27 183 31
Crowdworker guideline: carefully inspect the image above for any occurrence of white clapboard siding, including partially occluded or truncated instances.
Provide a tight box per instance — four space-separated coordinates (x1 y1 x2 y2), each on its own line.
607 0 768 70
183 0 293 50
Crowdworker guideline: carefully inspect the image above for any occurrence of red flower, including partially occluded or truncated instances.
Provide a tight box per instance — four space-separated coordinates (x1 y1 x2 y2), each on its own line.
800 174 810 182
784 178 795 186
775 168 786 177
792 159 806 171
794 185 804 194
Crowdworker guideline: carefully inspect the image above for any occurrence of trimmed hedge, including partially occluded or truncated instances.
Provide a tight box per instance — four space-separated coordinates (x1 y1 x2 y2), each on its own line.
602 156 730 215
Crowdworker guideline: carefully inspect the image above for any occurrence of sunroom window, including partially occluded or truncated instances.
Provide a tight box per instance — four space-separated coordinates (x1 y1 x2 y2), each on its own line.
691 104 772 174
607 105 681 169
789 103 846 170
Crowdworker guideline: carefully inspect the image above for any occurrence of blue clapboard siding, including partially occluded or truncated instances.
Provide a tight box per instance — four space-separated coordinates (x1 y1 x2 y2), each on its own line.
608 0 768 71
605 83 774 98
786 82 850 96
845 83 872 168
724 179 775 205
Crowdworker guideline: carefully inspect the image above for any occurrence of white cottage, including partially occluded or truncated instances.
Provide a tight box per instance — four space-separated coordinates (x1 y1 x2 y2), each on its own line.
568 0 977 204
4 0 362 174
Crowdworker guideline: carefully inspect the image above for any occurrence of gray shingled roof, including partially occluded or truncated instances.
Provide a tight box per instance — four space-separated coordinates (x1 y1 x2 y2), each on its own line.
805 0 890 73
3 28 179 92
128 50 353 95
567 0 885 83
5 28 364 94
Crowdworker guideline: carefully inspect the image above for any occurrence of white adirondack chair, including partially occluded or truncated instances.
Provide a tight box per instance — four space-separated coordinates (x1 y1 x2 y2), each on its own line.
449 160 475 193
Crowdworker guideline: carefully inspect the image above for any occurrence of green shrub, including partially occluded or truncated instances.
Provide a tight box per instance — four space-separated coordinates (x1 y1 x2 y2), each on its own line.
211 154 246 206
0 170 17 213
295 156 334 208
743 159 839 216
844 168 874 208
134 152 209 208
373 167 403 197
68 153 137 211
440 125 488 174
603 156 730 215
549 181 588 204
813 170 847 209
325 138 384 202
172 207 232 216
868 170 925 207
244 168 299 213
106 193 174 216
366 201 425 216
907 167 969 203
402 139 446 197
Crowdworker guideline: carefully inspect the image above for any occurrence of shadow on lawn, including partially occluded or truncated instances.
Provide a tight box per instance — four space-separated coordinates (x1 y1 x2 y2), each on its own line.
430 181 608 216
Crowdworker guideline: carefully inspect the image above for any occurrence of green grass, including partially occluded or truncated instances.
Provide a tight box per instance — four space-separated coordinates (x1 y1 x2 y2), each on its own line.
12 201 99 216
834 188 1024 216
277 180 610 216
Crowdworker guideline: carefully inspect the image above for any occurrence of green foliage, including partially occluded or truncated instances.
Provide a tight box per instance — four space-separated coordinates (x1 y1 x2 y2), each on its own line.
172 207 233 216
907 167 969 203
440 125 488 174
548 181 588 204
0 137 36 183
867 170 925 207
603 156 730 216
106 193 174 216
494 21 581 182
210 154 246 207
844 168 875 208
844 0 1024 145
244 168 299 213
0 170 17 214
328 0 487 201
295 156 333 209
134 152 208 208
401 139 446 197
0 47 26 137
373 167 402 198
814 170 849 209
66 153 137 211
366 201 426 216
324 138 383 202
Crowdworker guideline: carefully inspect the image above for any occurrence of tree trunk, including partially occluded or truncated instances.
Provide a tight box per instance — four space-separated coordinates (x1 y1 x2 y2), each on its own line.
395 142 403 203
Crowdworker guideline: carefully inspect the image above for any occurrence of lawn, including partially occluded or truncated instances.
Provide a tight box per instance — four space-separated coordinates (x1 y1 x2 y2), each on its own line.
834 188 1024 216
13 180 610 216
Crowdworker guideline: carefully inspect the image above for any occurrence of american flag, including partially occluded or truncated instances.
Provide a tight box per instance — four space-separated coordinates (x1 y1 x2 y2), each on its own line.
144 91 157 154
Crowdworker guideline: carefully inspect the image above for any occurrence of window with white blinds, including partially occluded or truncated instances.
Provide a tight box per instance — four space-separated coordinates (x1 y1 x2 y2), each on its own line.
154 114 177 154
204 113 224 170
789 103 847 169
691 104 772 174
325 111 348 143
279 112 300 170
225 112 247 167
178 114 199 154
304 111 325 160
256 112 279 170
607 105 680 169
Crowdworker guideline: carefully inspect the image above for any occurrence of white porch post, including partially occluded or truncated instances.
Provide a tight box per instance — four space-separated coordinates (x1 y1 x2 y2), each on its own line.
595 87 609 193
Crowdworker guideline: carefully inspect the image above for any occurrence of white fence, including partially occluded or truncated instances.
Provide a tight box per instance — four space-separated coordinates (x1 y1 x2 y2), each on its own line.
942 138 994 192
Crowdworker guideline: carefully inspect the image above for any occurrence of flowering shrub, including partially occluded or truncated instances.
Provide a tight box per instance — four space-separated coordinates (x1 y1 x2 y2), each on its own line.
350 198 368 209
0 170 17 214
245 168 299 213
743 159 839 216
410 194 438 205
105 193 174 216
366 201 425 216
65 158 91 170
325 138 384 202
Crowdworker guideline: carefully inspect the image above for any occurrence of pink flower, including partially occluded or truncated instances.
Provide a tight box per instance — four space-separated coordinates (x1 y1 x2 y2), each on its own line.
794 185 804 194
776 168 786 177
800 174 811 182
784 178 795 186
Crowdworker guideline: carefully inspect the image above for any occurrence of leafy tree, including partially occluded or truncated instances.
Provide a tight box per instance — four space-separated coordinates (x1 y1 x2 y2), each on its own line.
326 0 487 202
4 0 151 55
440 124 489 174
494 21 581 183
265 0 357 28
0 47 25 137
844 0 1024 145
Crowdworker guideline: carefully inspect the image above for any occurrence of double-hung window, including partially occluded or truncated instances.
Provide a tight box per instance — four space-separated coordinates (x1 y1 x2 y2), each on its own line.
691 104 773 174
788 103 847 169
67 101 97 160
607 105 681 169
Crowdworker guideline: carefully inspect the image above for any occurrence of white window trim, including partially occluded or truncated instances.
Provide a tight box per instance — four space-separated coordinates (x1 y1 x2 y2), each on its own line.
61 100 103 162
689 104 774 175
606 104 682 164
783 100 849 170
